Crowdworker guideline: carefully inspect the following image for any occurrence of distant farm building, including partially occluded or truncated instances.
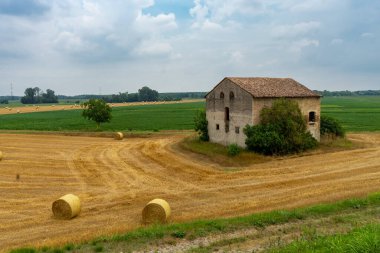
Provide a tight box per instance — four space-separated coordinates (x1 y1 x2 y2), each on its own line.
206 77 321 147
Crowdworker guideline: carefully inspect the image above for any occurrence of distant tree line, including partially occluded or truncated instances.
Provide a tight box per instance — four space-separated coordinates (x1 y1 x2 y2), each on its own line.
57 90 206 103
20 87 58 104
99 86 159 103
58 86 205 103
0 96 21 101
315 90 380 96
159 92 207 100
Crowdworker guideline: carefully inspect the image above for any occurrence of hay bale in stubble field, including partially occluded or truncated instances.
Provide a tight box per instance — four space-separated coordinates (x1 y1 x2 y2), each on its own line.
52 194 81 219
142 199 171 224
0 151 3 161
114 132 124 140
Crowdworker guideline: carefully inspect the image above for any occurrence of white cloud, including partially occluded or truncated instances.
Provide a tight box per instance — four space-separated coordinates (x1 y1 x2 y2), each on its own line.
54 31 97 53
273 21 321 38
361 32 375 38
136 12 177 33
202 0 267 21
290 0 340 12
190 0 209 21
190 0 209 29
44 1 178 60
190 0 266 30
291 39 319 52
1 0 380 95
134 40 173 56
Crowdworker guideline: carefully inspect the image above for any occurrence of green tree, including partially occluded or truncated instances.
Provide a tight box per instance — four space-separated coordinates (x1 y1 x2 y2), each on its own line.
21 87 58 104
41 89 58 103
81 99 112 129
138 86 159 102
260 98 307 138
34 87 41 103
127 93 139 102
21 87 37 104
244 98 317 155
194 109 209 141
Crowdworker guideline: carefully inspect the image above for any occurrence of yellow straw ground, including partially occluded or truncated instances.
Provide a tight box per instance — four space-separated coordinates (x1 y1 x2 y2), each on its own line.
0 132 380 251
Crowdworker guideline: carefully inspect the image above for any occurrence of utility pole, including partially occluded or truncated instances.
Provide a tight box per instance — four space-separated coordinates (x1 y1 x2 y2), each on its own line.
10 83 13 100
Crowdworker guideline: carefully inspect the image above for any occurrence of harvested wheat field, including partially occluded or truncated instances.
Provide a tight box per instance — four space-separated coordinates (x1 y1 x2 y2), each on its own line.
0 100 202 115
0 132 380 251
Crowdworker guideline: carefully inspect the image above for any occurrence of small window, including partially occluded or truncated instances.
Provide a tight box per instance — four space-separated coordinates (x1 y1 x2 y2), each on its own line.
216 124 220 130
235 127 240 134
229 91 235 100
309 111 316 123
220 92 225 99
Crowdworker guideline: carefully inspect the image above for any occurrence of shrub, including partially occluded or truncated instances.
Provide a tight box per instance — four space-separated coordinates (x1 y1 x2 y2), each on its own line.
321 115 345 137
171 231 186 238
227 144 241 156
194 109 209 141
299 132 319 151
244 99 317 155
244 124 286 155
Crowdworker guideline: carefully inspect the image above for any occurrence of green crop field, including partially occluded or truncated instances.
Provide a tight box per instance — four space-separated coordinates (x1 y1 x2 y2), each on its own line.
321 96 380 132
0 97 379 132
0 102 205 132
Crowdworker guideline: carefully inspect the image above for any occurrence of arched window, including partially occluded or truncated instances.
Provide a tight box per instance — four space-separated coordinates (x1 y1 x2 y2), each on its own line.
309 111 316 123
225 107 230 121
229 91 235 100
220 92 225 99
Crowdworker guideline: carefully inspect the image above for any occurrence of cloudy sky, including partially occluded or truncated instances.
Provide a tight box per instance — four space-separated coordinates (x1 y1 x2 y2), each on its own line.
0 0 379 95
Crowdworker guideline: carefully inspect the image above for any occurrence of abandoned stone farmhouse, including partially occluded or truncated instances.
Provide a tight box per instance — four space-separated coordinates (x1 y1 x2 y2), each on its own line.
206 77 321 147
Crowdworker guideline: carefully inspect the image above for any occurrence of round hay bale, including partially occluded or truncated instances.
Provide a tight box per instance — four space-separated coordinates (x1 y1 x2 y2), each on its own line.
52 194 81 219
114 132 124 140
0 151 3 161
142 199 171 224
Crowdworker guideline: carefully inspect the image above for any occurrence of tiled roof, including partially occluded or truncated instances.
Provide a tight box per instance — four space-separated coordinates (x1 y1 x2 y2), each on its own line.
226 77 321 98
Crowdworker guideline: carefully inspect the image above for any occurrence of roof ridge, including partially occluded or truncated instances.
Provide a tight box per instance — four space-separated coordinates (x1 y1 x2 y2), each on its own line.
215 77 321 98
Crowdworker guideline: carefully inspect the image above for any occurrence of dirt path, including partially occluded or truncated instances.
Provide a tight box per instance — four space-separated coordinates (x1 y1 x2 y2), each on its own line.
0 133 379 251
0 100 203 115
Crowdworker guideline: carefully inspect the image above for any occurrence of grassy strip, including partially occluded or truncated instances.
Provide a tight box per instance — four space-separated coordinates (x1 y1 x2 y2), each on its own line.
10 192 380 253
178 136 270 167
188 237 248 253
270 223 380 253
180 136 358 168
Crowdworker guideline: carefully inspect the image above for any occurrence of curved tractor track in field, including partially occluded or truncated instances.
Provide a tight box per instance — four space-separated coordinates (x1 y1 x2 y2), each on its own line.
0 133 379 251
